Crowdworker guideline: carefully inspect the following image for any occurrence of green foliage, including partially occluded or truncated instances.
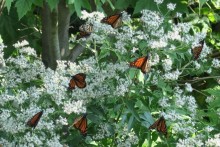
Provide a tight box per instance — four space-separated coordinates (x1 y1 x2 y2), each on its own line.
15 0 33 20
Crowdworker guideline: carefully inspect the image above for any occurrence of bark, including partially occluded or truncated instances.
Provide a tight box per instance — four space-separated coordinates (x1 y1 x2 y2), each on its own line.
41 2 51 68
58 0 71 59
41 1 60 70
68 42 86 62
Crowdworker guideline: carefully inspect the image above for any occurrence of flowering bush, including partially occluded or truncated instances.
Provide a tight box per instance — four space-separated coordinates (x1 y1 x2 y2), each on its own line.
1 1 220 146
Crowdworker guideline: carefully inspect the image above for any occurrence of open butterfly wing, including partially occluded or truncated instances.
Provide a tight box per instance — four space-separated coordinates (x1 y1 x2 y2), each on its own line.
130 56 149 74
27 110 43 128
69 73 86 89
73 114 87 136
74 73 86 88
192 40 204 60
149 116 167 137
101 13 122 28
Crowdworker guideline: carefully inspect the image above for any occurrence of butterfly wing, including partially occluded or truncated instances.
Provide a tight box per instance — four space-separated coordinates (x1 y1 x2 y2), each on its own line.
76 24 93 40
73 114 87 136
130 56 150 74
27 110 43 128
101 13 122 28
149 116 167 137
192 40 204 60
69 73 86 89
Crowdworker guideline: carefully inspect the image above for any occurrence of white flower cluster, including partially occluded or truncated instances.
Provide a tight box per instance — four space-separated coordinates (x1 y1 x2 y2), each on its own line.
93 123 112 140
162 57 173 71
115 125 139 147
212 59 220 68
164 70 181 80
206 134 220 146
141 10 164 30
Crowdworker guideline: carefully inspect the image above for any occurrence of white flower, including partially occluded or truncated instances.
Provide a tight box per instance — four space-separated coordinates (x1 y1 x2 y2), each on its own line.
185 83 193 92
164 70 181 80
167 3 176 11
154 0 164 4
206 96 215 103
194 61 201 69
162 57 172 71
205 134 220 147
13 40 29 48
63 100 86 115
212 59 220 68
158 97 170 107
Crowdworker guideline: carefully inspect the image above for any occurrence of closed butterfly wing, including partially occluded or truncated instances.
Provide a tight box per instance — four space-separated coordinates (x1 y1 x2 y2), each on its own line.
69 73 86 90
130 55 150 74
101 13 122 28
192 40 204 60
149 116 167 137
76 24 93 40
73 114 87 136
27 110 43 128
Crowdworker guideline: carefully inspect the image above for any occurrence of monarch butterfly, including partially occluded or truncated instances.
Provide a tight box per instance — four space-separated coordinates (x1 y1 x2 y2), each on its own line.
68 73 86 90
76 24 93 40
192 40 204 60
149 116 167 137
101 13 122 28
27 110 43 128
73 113 87 136
130 55 150 74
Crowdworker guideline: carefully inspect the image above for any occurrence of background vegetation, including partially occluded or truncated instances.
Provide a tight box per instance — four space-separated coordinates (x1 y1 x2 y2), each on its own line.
0 0 220 146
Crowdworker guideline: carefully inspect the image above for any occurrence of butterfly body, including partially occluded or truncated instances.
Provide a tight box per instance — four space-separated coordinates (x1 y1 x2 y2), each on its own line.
101 13 122 28
192 40 204 60
130 55 150 74
68 73 86 90
27 110 43 128
73 113 87 136
149 116 167 137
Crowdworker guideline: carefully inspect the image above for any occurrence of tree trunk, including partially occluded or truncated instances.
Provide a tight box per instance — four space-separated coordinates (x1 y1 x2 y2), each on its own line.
58 0 71 59
42 1 60 70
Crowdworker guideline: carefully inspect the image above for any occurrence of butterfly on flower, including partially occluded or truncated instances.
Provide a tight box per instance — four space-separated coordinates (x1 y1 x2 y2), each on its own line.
101 13 122 28
68 73 86 90
130 54 150 74
76 24 93 40
26 110 43 128
149 116 167 137
73 113 88 136
191 40 204 60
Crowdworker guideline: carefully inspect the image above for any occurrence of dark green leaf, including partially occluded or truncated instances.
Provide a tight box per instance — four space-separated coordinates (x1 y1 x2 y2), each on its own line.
15 0 33 19
5 0 13 12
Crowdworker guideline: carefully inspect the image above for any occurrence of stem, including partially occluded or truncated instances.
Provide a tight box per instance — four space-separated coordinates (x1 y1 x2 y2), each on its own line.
185 76 220 82
193 88 208 97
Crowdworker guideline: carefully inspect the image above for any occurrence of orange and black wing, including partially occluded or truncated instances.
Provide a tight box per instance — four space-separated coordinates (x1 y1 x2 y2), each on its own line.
69 73 86 90
192 40 204 60
149 116 167 137
130 55 150 74
27 110 43 128
101 13 122 28
73 114 87 136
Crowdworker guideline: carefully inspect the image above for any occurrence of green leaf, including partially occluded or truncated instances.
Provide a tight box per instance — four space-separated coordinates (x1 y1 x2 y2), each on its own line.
67 0 75 4
33 0 43 7
107 0 115 10
74 0 82 16
199 0 208 8
5 0 13 12
115 0 131 9
15 0 33 19
203 86 220 98
127 115 134 131
133 0 156 14
47 0 59 11
81 0 91 11
125 100 140 121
